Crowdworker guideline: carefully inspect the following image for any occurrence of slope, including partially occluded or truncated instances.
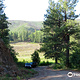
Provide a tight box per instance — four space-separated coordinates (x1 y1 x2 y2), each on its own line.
8 20 43 32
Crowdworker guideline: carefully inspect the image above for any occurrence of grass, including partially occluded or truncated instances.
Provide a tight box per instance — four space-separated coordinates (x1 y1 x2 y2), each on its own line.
10 42 54 63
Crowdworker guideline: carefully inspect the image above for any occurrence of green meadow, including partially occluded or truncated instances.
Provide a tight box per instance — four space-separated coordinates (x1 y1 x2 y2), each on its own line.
10 42 54 63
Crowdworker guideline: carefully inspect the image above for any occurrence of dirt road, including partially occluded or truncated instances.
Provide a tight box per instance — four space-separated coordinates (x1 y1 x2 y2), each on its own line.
29 66 80 80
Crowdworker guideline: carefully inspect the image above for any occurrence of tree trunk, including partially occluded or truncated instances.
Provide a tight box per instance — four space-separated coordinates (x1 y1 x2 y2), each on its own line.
66 34 70 67
55 57 58 64
64 8 70 67
54 45 58 64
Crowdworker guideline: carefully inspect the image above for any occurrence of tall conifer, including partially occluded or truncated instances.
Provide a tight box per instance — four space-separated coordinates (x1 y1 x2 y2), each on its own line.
0 0 9 46
40 0 80 67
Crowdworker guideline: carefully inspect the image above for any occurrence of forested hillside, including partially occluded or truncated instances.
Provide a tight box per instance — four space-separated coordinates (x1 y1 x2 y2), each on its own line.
8 20 43 43
8 20 80 43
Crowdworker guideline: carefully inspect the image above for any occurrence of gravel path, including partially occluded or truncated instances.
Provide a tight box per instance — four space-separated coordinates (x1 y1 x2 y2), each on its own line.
28 66 80 80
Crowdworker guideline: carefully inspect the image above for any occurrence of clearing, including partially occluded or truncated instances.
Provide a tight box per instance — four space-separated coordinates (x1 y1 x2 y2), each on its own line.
10 42 54 62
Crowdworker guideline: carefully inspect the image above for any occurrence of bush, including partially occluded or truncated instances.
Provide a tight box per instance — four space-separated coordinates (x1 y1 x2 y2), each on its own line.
70 47 80 69
53 63 66 69
31 51 40 65
39 61 53 66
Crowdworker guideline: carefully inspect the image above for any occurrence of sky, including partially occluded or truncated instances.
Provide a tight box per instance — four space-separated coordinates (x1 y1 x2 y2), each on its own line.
4 0 80 21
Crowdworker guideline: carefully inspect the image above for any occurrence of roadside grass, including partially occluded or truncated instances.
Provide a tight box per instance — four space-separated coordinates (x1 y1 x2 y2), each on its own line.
18 67 38 78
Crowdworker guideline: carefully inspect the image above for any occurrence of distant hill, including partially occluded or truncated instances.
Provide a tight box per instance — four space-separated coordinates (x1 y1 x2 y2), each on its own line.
8 20 43 32
8 19 80 32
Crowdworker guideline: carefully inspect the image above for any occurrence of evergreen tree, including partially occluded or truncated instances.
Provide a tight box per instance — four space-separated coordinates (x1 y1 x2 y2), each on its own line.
40 0 63 64
0 0 9 46
31 50 40 65
0 0 19 64
58 0 79 67
9 32 14 41
40 0 80 66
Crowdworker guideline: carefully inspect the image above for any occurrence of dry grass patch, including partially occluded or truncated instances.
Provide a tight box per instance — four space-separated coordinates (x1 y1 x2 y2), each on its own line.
10 42 54 63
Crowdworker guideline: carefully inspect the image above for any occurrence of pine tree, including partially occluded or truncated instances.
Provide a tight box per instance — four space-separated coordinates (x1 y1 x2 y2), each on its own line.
31 51 40 65
0 0 9 46
40 0 80 66
58 0 79 67
40 0 63 64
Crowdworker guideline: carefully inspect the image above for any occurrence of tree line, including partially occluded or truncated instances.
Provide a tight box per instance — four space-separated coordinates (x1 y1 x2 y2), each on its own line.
9 30 43 43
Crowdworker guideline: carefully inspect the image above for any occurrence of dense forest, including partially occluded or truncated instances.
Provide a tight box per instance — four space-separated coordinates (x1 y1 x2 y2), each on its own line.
8 20 43 43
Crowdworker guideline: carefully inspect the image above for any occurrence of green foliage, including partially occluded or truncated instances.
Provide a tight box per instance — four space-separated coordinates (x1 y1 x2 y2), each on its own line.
40 0 64 64
40 0 80 68
70 46 80 69
0 0 9 46
29 31 43 43
9 30 43 43
9 46 18 63
53 63 66 69
16 76 20 80
31 51 40 64
39 61 53 66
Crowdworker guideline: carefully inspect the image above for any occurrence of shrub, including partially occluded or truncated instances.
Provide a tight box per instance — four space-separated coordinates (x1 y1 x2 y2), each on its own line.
53 63 66 69
31 51 40 65
39 61 53 66
16 76 20 80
